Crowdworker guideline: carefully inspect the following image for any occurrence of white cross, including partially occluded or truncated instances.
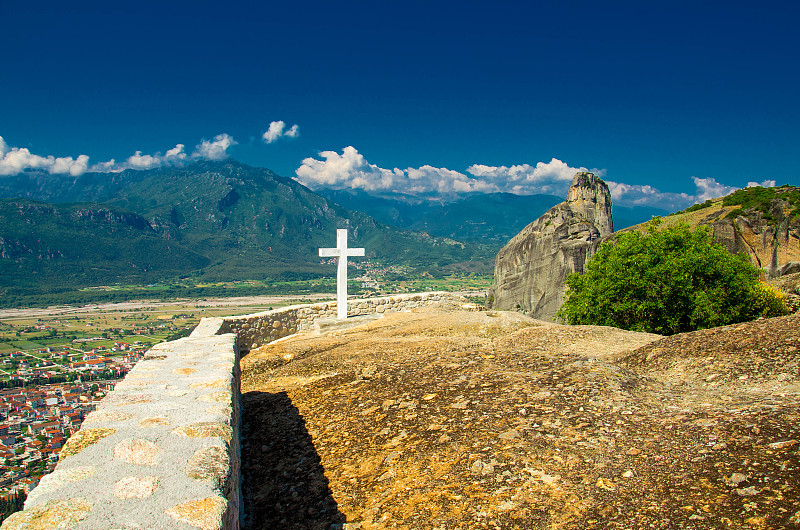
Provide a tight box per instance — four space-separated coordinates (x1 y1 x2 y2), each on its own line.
319 229 365 319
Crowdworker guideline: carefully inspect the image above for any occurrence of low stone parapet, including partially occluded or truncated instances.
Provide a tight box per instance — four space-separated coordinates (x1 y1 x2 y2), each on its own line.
2 332 241 530
2 292 467 529
221 291 468 352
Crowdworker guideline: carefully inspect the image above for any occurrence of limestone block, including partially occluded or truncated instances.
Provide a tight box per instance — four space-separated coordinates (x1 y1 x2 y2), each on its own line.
139 416 170 427
165 496 228 530
114 475 160 499
189 379 228 389
205 405 232 416
172 422 233 443
113 438 160 465
83 410 132 424
198 391 232 403
2 498 93 530
104 393 153 407
25 466 96 504
60 428 116 459
185 446 229 488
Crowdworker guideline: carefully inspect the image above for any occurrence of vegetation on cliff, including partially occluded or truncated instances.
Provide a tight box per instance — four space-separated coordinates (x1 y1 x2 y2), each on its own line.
558 220 789 334
721 184 800 222
671 184 800 223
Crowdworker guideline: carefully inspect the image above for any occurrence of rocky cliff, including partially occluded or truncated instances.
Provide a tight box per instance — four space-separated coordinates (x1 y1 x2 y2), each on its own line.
487 172 613 320
705 202 799 278
624 186 800 278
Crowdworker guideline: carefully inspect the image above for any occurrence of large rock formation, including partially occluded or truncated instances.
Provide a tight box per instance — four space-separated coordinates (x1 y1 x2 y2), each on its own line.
487 172 613 320
704 202 800 278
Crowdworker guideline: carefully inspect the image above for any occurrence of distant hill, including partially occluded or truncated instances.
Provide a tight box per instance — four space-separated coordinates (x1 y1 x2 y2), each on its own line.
0 160 493 294
0 166 153 203
0 199 210 290
318 189 665 243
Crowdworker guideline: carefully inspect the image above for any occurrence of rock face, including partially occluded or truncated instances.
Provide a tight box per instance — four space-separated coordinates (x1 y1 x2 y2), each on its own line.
487 172 613 320
703 201 800 278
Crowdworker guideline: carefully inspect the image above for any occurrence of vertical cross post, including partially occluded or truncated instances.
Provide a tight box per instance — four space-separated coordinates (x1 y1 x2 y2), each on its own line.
319 229 365 319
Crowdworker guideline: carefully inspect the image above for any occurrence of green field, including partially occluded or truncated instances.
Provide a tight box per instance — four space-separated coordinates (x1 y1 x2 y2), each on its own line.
0 272 491 382
6 341 45 350
0 272 491 310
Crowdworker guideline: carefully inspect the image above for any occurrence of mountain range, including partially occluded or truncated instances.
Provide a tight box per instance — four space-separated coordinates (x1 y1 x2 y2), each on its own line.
0 161 486 293
0 159 666 296
319 189 668 243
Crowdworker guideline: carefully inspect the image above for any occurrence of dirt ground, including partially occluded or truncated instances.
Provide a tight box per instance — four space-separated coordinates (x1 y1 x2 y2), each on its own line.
240 307 800 530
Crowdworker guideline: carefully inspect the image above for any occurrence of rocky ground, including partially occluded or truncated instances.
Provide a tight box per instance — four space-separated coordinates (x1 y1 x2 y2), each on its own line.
240 305 800 530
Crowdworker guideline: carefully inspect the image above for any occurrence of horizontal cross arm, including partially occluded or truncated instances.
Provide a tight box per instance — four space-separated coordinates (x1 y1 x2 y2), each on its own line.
347 248 365 256
319 248 341 257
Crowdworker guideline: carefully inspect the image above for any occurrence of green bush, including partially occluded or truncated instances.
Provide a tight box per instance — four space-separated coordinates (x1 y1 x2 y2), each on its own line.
558 219 789 334
748 282 790 317
676 199 714 215
725 208 745 219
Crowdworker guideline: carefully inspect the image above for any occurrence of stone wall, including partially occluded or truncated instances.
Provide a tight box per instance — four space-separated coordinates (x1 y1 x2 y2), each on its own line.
220 291 467 352
2 292 465 529
2 332 241 530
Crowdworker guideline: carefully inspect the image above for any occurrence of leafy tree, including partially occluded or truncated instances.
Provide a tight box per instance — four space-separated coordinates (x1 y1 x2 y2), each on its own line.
558 219 789 334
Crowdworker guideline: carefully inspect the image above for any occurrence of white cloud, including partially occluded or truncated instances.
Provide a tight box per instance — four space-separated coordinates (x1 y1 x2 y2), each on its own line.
125 151 163 170
606 181 694 210
262 121 300 143
296 146 497 196
0 145 50 175
51 155 89 176
295 145 782 212
692 176 739 202
89 159 119 173
0 134 238 176
191 134 237 161
747 179 776 188
88 142 194 172
0 135 92 176
466 158 598 196
406 165 495 194
607 176 779 210
296 149 601 198
165 144 188 163
296 146 400 191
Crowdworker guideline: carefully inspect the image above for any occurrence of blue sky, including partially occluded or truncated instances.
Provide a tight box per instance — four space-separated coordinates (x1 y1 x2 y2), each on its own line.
1 0 798 209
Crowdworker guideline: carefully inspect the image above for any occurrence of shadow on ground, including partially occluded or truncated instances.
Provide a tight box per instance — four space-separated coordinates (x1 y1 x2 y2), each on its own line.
241 391 346 530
